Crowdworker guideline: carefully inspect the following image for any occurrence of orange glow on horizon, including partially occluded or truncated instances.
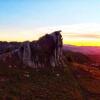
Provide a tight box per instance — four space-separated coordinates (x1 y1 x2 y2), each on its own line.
0 32 100 46
63 39 100 46
0 24 100 47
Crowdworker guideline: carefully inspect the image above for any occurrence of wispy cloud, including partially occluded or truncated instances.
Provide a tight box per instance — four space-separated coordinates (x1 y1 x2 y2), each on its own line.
33 23 100 40
63 33 100 39
34 23 100 33
0 23 100 42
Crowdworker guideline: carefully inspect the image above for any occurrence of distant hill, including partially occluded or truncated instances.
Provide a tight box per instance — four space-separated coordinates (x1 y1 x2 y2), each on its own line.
63 45 100 63
63 45 100 55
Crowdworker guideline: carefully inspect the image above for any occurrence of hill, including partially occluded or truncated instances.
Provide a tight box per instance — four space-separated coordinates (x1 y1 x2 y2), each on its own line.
63 45 100 63
63 50 90 64
0 31 100 99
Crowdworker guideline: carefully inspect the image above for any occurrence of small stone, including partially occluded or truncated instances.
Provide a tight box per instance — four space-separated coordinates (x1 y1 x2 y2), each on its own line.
8 65 12 68
24 74 30 78
56 73 60 77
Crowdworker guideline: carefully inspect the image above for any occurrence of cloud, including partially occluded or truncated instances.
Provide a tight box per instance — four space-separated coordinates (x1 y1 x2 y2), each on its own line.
34 23 100 33
0 23 100 42
63 33 100 39
33 23 100 40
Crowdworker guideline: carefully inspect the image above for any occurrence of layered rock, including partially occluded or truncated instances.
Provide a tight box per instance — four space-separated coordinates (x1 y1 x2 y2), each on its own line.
0 31 63 70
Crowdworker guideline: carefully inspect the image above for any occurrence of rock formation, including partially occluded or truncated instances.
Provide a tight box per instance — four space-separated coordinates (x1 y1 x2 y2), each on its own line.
0 31 63 70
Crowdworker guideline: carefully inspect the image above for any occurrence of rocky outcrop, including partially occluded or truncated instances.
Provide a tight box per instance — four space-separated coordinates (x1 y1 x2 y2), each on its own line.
0 31 63 70
0 42 20 54
21 30 63 68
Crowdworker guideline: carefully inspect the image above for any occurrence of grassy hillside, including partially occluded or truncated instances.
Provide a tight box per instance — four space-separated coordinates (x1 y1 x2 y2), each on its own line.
0 51 100 99
70 62 100 99
0 59 85 100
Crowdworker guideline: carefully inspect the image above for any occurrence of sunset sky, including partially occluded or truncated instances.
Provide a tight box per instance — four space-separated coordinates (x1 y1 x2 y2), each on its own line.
0 0 100 46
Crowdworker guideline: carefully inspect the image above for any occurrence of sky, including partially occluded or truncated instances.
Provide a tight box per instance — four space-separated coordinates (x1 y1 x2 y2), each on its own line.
0 0 100 46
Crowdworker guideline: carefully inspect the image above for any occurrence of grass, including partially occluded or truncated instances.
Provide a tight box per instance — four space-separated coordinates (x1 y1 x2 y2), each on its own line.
0 61 85 100
1 59 100 100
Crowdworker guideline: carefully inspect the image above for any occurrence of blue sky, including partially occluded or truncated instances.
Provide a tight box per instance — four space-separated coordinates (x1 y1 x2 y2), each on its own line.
0 0 100 27
0 0 100 46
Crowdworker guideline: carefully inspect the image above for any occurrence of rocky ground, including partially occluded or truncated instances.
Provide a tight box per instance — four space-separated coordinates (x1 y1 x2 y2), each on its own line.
0 56 100 100
0 38 99 99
